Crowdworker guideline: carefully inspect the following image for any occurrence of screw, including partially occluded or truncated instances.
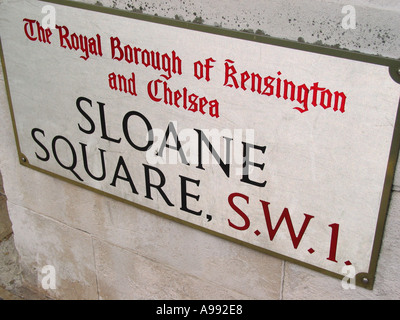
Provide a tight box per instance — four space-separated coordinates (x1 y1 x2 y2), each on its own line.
362 277 369 284
397 68 400 76
21 157 26 162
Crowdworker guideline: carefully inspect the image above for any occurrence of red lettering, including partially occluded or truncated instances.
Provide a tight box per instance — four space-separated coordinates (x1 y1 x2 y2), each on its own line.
228 193 250 231
55 25 101 60
23 18 37 41
198 97 208 115
262 76 275 96
320 89 332 109
333 91 346 113
188 94 198 112
147 80 162 102
146 80 219 118
70 33 80 50
171 50 182 76
283 80 296 101
56 25 72 49
240 71 250 91
174 90 182 108
163 81 173 105
327 223 339 262
250 73 262 94
110 36 123 61
294 84 309 113
222 60 347 113
23 19 52 43
223 59 239 88
260 200 314 249
209 100 219 118
96 34 103 56
310 82 325 107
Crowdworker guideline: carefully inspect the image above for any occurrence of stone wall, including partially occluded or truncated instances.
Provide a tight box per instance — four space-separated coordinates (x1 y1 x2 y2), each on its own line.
0 172 12 241
0 0 399 299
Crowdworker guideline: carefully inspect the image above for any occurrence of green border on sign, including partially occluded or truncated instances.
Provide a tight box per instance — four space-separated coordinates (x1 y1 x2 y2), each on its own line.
2 0 400 290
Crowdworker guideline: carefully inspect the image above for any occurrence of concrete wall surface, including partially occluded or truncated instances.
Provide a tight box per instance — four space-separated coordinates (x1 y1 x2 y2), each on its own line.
0 172 12 241
1 0 400 299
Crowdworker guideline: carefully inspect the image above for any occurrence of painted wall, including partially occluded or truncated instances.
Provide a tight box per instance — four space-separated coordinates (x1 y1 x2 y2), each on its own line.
0 0 400 299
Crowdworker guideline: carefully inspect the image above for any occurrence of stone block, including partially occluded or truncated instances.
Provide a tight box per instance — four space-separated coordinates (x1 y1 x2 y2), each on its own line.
93 238 252 299
95 201 283 299
8 202 98 299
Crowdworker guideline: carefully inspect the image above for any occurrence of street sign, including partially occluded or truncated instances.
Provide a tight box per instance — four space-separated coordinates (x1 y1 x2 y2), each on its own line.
1 0 400 289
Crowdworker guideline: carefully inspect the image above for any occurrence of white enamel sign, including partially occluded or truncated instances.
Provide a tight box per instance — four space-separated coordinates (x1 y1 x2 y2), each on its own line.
1 0 399 288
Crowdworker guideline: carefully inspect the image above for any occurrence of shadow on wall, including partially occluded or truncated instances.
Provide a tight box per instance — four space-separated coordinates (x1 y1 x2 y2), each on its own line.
0 172 50 300
0 170 18 293
0 171 12 241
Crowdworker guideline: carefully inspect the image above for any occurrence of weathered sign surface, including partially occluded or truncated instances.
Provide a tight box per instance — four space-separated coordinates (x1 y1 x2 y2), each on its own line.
1 0 400 288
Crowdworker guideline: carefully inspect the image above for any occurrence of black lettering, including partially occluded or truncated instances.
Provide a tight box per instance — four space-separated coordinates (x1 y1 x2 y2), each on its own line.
98 101 121 143
110 156 138 194
158 122 189 165
52 135 83 181
31 128 50 161
143 164 174 206
241 142 267 187
179 175 202 216
76 96 95 134
80 142 106 181
122 111 154 151
194 129 232 177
